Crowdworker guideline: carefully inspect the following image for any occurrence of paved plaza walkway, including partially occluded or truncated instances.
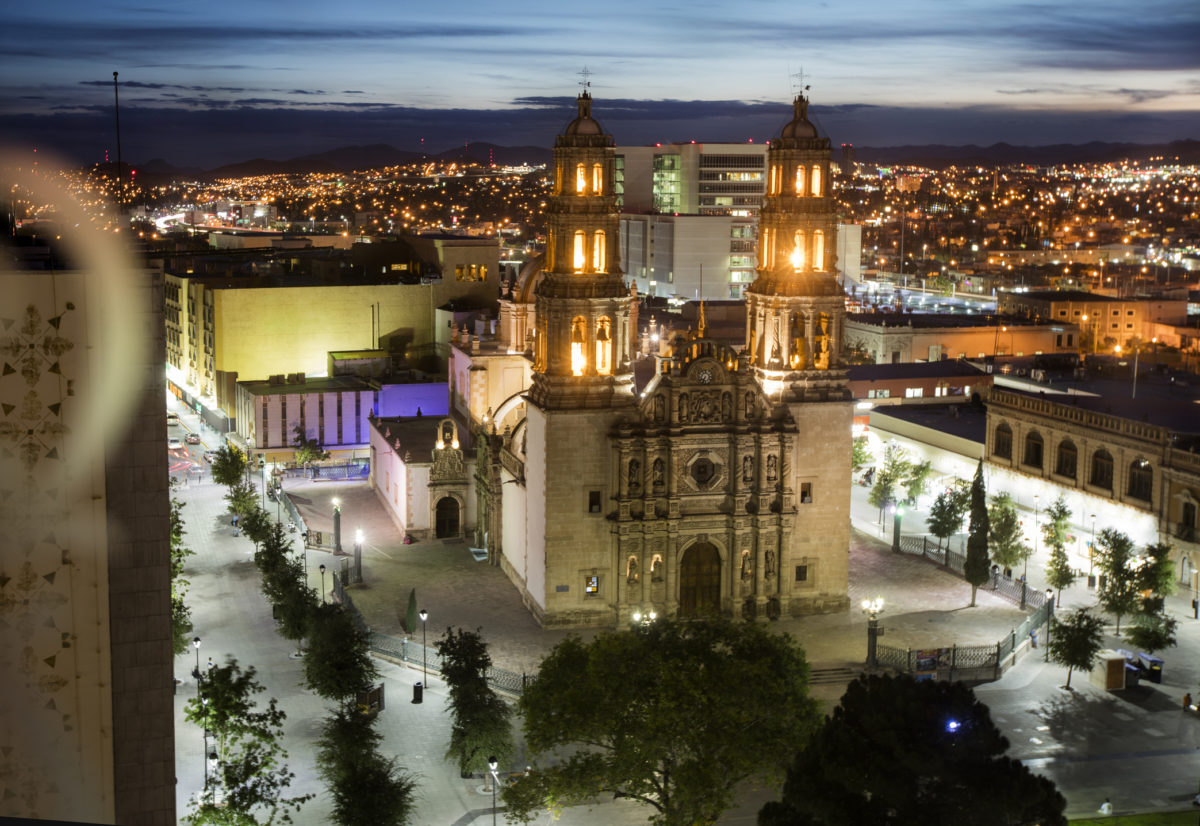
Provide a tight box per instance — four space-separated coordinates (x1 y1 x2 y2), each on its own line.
175 474 1200 823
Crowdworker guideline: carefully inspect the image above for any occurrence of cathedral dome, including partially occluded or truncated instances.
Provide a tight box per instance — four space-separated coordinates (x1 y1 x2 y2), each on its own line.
562 91 604 136
780 94 818 139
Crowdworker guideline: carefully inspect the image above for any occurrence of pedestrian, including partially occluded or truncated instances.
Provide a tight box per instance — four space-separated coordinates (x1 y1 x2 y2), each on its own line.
1098 797 1112 815
1029 629 1038 648
1185 692 1193 711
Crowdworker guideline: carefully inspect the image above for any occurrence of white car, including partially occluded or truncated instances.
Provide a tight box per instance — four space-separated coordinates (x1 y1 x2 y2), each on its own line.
167 437 183 450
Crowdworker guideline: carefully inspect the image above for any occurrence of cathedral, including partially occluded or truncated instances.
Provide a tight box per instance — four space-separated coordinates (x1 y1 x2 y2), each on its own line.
373 90 851 628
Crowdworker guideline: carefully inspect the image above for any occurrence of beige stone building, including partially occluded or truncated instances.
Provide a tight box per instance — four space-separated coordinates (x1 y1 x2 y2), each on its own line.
844 314 1079 364
985 387 1200 586
996 289 1186 349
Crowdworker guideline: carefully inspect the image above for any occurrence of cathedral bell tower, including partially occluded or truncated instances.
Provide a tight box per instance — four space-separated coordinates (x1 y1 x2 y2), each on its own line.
745 93 850 403
528 91 635 411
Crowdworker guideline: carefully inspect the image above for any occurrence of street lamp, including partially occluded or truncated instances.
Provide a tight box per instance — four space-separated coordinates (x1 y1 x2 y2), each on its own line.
258 456 266 508
332 498 342 553
201 695 210 792
631 609 657 627
419 609 429 697
488 756 499 824
354 528 364 584
319 564 327 604
192 636 201 680
861 597 885 668
891 504 904 553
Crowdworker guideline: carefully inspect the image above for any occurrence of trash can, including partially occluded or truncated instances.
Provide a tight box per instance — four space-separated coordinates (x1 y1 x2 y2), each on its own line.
1124 663 1141 688
412 681 423 704
1137 653 1164 683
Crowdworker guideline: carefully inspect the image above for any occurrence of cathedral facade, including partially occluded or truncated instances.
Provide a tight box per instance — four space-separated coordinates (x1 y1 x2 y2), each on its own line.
467 91 852 628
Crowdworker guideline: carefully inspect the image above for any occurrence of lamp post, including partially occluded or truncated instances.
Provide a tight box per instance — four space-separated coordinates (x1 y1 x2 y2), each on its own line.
419 609 428 696
1089 512 1097 585
354 528 363 584
891 504 904 553
201 696 210 793
319 564 327 605
332 498 342 553
1044 588 1054 663
631 609 657 628
488 756 499 824
192 636 201 681
862 597 885 668
258 456 266 508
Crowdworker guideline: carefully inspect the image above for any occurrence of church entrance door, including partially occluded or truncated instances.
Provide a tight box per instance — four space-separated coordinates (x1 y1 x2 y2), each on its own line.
435 496 460 538
678 542 720 616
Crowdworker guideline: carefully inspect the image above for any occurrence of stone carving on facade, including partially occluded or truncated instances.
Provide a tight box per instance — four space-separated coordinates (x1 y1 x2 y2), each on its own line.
764 548 776 579
742 455 753 483
654 395 665 422
652 458 664 489
721 392 732 421
745 391 756 419
628 458 642 495
650 554 663 581
430 418 466 482
766 455 778 482
679 393 689 422
688 391 724 424
740 549 753 581
626 555 639 584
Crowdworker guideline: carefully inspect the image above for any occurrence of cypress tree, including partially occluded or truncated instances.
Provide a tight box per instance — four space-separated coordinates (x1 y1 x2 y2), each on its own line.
964 460 991 607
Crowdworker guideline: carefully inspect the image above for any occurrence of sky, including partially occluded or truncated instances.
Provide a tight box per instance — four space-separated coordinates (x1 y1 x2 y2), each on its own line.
2 0 1199 169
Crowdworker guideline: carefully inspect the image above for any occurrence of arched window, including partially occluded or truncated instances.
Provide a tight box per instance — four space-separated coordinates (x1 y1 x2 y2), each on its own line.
573 230 585 271
794 165 806 195
592 230 606 272
1090 449 1113 490
810 165 822 196
1127 458 1152 501
1023 431 1044 469
575 163 587 194
768 165 778 195
570 316 587 376
993 422 1012 459
761 228 773 268
595 316 612 375
1055 439 1077 479
813 230 825 271
790 230 805 271
591 163 603 194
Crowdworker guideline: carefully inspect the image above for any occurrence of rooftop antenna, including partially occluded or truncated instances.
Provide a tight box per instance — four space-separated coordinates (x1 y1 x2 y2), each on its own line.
113 71 123 216
789 67 810 99
577 65 592 92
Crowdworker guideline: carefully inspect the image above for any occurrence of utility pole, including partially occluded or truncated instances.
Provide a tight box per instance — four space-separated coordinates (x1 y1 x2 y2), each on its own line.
113 72 122 216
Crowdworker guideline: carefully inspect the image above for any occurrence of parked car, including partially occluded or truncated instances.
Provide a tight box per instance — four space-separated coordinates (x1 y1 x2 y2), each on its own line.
185 433 202 445
166 413 179 426
167 437 183 450
203 451 218 463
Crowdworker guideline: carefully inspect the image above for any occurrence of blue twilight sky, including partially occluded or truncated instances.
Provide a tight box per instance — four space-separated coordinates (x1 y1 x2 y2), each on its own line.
2 0 1198 168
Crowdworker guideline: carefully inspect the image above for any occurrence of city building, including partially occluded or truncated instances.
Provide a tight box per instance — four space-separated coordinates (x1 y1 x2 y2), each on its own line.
1 236 174 823
848 361 989 404
370 90 853 628
616 142 768 217
161 235 499 428
844 313 1080 364
997 289 1187 348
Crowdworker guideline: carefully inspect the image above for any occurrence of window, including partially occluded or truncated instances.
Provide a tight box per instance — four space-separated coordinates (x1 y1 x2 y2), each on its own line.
571 316 587 376
455 264 465 280
791 230 805 271
595 317 612 375
1090 449 1113 490
794 164 805 195
573 231 585 271
994 422 1012 459
1055 439 1077 479
593 230 606 272
1023 431 1044 469
810 165 822 196
588 490 602 513
576 163 586 193
905 387 923 398
813 230 824 271
1127 459 1152 501
584 575 599 597
800 482 812 503
591 163 603 194
691 458 716 486
795 565 808 582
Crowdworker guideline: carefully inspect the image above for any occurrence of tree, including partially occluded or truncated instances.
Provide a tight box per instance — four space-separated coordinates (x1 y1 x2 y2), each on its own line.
901 459 932 506
1046 607 1104 689
435 627 513 778
186 739 310 826
987 492 1030 574
867 443 911 519
211 443 248 488
315 710 416 826
185 658 286 759
759 674 1066 826
1041 496 1075 606
170 489 196 655
963 460 991 607
225 480 259 521
293 424 329 467
1136 541 1176 612
1095 528 1142 634
851 436 872 471
926 488 965 554
504 615 820 826
1124 610 1178 655
241 506 272 548
303 603 378 707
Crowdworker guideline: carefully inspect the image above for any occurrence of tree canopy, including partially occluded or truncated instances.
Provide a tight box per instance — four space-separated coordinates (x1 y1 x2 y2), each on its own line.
1095 529 1142 634
505 615 820 826
293 425 330 467
1046 608 1105 689
303 603 378 707
963 460 991 606
211 443 248 488
315 710 416 826
759 674 1066 826
987 492 1030 572
434 627 513 777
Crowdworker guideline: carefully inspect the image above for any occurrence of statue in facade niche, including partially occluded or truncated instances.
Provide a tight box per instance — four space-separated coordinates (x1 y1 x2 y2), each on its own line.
740 550 753 581
627 555 639 584
767 455 778 482
652 458 664 488
765 548 776 579
742 455 753 483
628 459 642 495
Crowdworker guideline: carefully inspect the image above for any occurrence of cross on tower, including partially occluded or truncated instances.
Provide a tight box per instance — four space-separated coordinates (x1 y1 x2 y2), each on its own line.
790 67 812 97
578 66 592 90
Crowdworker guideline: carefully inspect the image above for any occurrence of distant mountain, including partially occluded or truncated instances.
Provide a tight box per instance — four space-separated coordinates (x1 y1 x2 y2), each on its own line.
139 138 1198 180
853 139 1200 167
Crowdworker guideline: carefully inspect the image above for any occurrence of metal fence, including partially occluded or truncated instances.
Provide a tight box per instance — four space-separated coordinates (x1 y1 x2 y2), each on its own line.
877 599 1052 683
895 533 1047 610
282 461 370 480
